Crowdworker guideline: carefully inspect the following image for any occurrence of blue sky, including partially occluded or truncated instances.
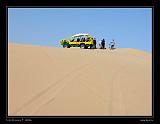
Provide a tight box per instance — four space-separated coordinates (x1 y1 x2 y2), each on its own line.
8 8 152 52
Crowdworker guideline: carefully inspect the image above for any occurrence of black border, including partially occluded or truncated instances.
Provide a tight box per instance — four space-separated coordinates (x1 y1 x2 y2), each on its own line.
1 0 159 123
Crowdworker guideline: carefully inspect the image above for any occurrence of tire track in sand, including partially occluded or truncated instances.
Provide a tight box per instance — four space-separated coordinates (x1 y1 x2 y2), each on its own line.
108 64 129 115
13 61 96 115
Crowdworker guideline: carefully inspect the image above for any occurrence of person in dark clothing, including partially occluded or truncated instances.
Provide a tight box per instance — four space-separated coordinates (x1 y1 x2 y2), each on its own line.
101 39 105 49
77 38 80 42
83 38 86 42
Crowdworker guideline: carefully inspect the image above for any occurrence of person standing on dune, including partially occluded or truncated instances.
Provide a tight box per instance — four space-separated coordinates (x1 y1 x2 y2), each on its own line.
99 40 102 49
109 39 115 50
101 39 105 49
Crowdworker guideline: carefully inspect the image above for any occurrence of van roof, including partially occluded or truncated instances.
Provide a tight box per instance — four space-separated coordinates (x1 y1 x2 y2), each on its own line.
71 33 91 38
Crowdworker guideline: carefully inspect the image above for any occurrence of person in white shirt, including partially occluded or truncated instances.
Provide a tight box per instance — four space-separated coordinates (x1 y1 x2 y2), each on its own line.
109 39 115 50
99 40 102 49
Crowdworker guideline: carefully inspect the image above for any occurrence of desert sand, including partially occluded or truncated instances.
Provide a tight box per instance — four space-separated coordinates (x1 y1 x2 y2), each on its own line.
8 43 152 116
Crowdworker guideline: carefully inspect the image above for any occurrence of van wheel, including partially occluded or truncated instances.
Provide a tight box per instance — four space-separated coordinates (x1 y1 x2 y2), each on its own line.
80 44 85 49
67 45 70 48
63 44 67 48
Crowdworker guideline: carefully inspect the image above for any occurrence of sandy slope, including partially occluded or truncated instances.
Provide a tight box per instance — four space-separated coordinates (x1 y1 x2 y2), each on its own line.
8 43 152 116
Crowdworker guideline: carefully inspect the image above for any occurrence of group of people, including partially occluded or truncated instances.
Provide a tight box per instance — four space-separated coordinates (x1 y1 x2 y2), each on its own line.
98 39 116 50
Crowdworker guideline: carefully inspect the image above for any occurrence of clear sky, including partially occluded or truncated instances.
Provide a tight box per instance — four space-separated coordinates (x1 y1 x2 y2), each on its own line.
8 8 152 52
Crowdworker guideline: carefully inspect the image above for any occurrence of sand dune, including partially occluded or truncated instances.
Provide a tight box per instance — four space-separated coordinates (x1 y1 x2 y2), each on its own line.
8 43 152 116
